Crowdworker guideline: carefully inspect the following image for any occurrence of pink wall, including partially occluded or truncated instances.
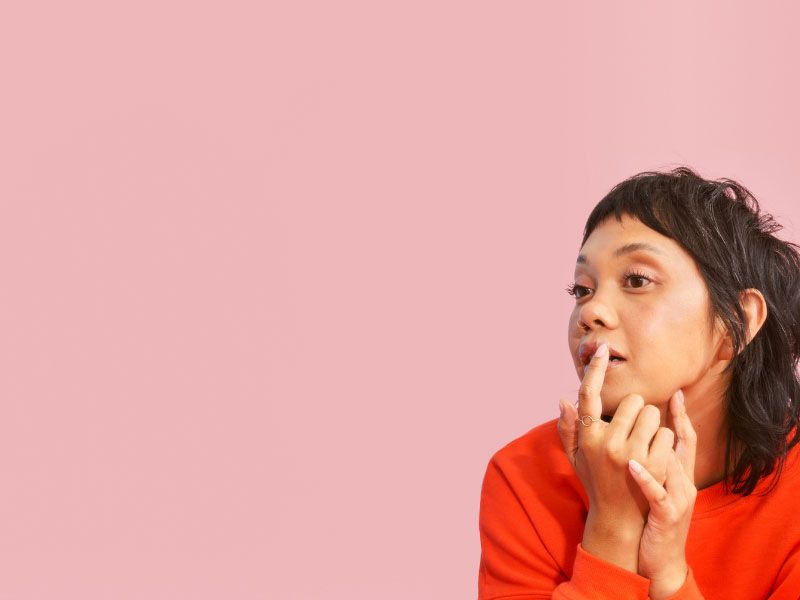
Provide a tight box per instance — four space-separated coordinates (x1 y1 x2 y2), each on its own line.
1 1 798 598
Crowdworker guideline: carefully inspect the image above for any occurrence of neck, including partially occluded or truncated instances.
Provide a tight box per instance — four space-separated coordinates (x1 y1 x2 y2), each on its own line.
662 367 731 490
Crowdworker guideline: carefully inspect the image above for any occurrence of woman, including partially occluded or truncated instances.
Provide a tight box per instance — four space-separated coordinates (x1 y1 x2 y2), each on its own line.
477 167 800 599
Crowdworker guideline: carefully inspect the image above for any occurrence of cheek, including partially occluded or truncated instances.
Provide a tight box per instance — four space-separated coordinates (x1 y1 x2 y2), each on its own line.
566 311 581 369
567 309 581 342
630 295 712 381
568 313 577 331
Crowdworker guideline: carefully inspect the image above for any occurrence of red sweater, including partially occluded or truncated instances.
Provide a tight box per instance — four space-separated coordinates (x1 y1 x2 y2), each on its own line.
478 418 800 599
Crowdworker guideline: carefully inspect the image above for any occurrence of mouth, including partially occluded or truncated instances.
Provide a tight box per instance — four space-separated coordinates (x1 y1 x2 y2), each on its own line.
577 340 627 369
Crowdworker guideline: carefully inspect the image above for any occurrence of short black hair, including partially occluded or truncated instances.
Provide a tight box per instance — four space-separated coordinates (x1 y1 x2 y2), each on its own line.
583 166 800 495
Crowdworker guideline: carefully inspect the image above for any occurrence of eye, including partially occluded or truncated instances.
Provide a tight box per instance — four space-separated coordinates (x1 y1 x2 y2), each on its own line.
566 282 592 299
624 271 653 289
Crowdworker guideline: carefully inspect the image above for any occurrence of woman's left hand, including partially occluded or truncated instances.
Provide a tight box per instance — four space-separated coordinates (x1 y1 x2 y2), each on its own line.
628 390 698 600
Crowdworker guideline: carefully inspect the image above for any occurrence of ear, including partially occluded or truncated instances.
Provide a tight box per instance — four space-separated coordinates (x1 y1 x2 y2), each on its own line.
740 288 768 349
718 288 768 360
718 336 734 361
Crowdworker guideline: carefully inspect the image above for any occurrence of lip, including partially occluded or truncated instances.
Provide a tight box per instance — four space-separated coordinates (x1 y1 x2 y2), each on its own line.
577 340 627 368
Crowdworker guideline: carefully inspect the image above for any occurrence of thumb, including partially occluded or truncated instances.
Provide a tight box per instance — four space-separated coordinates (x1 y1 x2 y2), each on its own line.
670 389 697 485
557 399 579 467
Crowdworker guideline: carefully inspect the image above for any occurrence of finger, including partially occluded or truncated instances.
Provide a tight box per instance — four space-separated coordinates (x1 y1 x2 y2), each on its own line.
666 451 698 507
605 393 645 444
670 389 697 485
663 451 685 496
557 399 579 466
628 458 668 508
577 343 608 430
647 427 675 485
628 404 662 457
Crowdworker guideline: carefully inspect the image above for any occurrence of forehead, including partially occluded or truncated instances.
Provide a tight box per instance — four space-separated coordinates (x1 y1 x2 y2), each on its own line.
577 214 692 267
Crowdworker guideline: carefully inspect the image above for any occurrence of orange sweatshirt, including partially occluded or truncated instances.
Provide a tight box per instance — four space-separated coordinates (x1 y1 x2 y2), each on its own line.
478 418 800 600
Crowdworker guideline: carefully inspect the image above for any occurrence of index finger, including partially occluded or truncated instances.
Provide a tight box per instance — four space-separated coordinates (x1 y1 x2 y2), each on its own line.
577 342 609 430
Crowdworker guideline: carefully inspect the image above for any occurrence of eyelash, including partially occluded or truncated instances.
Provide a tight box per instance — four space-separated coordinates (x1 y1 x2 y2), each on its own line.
565 269 654 299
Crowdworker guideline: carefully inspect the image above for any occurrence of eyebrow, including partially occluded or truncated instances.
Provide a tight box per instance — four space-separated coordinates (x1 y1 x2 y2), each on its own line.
576 242 665 265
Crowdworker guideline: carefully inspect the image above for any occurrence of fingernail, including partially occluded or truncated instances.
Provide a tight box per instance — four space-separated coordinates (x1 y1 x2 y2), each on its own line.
559 402 565 419
628 459 643 476
595 343 609 358
677 389 685 406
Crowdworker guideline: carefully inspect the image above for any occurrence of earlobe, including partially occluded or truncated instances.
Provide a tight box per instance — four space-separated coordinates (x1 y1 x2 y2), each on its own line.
714 315 734 361
719 339 734 361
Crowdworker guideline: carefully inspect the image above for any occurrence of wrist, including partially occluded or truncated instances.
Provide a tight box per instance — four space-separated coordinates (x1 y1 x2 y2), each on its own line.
585 510 644 542
648 563 688 600
582 513 643 573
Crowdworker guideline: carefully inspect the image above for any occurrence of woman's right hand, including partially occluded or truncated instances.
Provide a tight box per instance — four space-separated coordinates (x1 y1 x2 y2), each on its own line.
556 342 677 572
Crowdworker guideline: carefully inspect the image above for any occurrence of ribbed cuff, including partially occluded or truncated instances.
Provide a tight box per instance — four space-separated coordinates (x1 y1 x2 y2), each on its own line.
571 544 650 598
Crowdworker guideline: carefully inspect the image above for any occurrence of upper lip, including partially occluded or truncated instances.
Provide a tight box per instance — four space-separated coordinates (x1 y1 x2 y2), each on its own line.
577 340 626 366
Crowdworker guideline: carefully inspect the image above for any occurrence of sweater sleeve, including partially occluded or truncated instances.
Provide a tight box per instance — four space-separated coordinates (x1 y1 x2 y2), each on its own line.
478 455 651 599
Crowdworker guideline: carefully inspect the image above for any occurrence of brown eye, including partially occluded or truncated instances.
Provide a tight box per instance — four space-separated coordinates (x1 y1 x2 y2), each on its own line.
625 274 652 289
566 283 592 299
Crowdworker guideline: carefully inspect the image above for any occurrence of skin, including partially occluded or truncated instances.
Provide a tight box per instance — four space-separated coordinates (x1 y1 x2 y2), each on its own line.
556 214 768 599
567 214 728 422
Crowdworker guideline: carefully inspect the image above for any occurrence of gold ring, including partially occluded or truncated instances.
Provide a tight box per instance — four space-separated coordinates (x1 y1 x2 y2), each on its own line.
577 415 600 427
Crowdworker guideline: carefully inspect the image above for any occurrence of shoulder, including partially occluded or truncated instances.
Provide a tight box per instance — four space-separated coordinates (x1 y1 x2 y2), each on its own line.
482 417 587 516
487 418 575 480
758 435 800 495
479 418 587 572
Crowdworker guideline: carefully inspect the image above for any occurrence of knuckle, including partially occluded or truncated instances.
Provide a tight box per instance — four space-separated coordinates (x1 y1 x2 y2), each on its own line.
659 426 675 444
578 385 594 403
644 404 660 420
625 394 645 411
606 445 628 466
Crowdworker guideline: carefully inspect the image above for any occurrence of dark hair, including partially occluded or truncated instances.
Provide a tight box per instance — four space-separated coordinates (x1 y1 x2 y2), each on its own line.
582 166 800 495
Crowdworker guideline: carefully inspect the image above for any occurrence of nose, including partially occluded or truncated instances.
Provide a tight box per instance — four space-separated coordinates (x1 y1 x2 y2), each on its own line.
577 290 619 331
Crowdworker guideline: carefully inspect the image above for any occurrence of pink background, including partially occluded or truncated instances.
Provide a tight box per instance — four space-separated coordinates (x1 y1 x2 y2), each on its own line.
1 2 799 598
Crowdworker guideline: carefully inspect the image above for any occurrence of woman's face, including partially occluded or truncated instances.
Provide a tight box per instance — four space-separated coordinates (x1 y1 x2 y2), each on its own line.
567 214 728 415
